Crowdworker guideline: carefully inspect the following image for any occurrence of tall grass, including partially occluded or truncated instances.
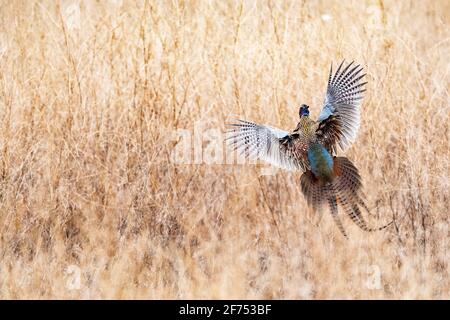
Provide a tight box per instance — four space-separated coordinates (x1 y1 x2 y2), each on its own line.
0 0 448 299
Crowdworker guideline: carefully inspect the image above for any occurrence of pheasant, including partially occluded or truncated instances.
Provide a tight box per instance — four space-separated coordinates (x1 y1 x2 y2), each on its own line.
226 60 392 237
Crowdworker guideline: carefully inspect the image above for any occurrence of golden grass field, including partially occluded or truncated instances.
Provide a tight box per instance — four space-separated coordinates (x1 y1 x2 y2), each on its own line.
0 0 448 299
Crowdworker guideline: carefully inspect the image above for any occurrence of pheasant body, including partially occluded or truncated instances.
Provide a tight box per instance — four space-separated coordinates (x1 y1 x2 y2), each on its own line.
307 143 334 182
226 60 392 237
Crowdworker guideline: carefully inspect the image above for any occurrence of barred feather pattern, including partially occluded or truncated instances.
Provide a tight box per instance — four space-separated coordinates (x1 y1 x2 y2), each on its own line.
317 60 367 153
332 157 370 232
301 156 392 237
327 190 348 238
300 170 325 211
226 120 307 171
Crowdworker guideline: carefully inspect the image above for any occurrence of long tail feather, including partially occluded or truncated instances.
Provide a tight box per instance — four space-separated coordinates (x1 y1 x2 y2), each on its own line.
301 170 348 237
327 186 348 238
300 156 392 237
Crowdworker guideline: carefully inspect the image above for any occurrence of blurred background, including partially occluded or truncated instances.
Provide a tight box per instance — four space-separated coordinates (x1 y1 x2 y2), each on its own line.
0 0 448 298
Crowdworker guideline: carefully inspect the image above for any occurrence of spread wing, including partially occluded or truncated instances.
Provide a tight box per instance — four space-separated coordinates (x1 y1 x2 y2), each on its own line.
316 60 367 154
226 119 306 171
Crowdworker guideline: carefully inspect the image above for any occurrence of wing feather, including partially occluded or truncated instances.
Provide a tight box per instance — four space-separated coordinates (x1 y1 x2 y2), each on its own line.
317 60 367 153
226 120 305 171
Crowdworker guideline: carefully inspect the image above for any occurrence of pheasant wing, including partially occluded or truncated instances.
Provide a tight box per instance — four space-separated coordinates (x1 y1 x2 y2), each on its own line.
316 60 367 154
226 119 306 171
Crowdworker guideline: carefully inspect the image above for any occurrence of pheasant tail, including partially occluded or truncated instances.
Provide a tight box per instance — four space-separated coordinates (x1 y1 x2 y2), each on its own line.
301 156 392 237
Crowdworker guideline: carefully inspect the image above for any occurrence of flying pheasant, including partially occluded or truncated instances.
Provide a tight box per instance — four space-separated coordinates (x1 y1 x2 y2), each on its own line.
226 60 392 237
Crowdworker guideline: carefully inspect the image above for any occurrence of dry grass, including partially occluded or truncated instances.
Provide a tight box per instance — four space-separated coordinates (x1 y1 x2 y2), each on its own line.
0 0 448 299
